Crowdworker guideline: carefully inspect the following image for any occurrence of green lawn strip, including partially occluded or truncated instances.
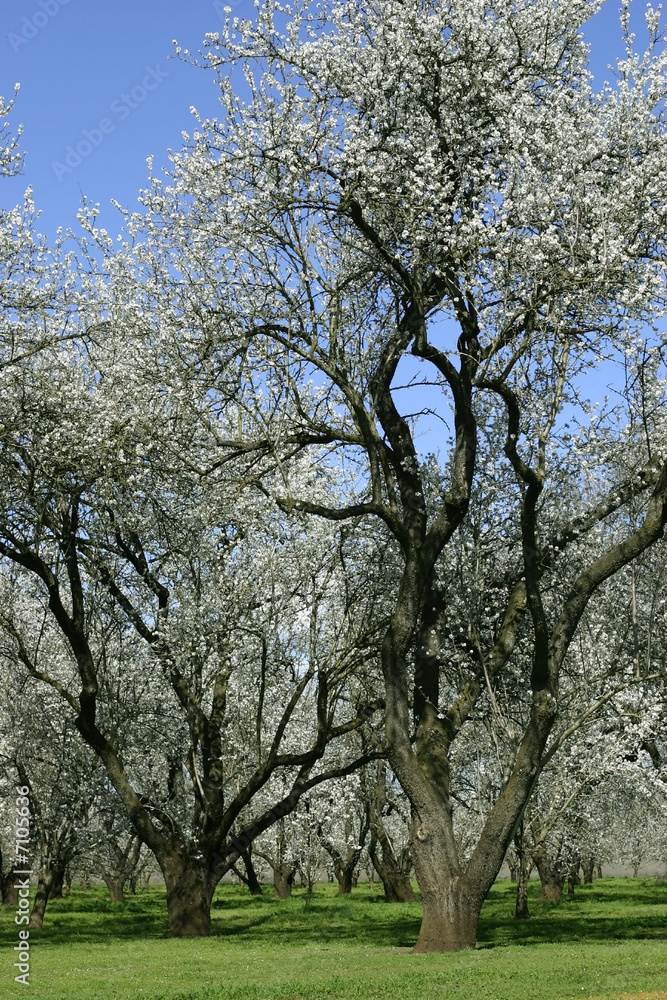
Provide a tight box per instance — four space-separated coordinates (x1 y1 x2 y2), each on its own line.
0 879 665 1000
3 939 666 1000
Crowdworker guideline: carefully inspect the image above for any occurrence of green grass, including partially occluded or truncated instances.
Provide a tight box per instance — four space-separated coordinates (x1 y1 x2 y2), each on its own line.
1 878 666 1000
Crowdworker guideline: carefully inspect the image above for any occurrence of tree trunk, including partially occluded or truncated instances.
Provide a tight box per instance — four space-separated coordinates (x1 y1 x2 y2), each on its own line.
273 864 294 900
515 866 530 919
380 868 416 903
413 874 482 952
49 861 68 900
537 873 564 903
337 867 354 894
103 875 126 903
240 849 263 896
513 825 531 920
369 835 416 902
2 851 31 905
533 846 565 903
567 855 581 895
3 872 19 906
162 857 212 937
29 870 53 930
410 807 483 952
582 856 596 884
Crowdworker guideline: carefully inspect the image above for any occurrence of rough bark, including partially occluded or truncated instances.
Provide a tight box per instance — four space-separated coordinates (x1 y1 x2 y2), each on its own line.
413 873 482 952
373 859 416 903
162 857 213 937
408 793 484 952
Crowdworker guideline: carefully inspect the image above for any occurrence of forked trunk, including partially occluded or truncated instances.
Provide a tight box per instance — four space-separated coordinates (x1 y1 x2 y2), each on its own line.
336 868 354 895
370 841 416 902
162 857 212 937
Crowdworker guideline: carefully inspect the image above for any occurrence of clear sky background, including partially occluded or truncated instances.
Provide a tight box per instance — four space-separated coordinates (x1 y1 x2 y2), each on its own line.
0 0 649 239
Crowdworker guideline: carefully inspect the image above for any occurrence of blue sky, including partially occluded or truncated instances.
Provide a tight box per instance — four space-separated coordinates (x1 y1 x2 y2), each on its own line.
0 0 648 239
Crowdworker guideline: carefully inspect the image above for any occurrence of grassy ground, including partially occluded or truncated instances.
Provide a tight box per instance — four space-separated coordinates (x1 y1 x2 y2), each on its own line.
1 878 666 1000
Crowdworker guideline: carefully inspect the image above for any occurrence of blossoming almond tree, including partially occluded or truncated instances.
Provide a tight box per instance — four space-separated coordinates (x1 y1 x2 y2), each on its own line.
0 303 387 935
108 0 667 949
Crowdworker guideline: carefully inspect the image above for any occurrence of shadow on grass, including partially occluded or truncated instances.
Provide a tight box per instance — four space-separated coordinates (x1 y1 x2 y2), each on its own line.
1 877 664 951
479 879 667 947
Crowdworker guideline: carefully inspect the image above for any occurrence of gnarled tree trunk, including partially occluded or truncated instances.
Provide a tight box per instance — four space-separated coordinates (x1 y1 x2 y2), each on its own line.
161 856 213 937
407 794 486 952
